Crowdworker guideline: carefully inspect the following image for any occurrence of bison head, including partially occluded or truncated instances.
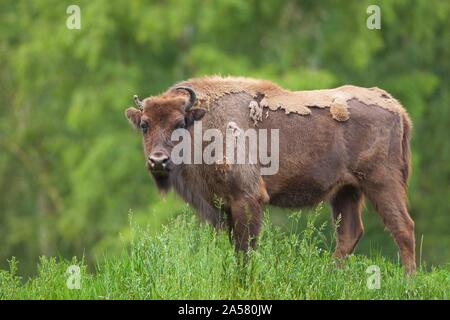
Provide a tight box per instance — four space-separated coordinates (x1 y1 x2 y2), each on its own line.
125 87 206 191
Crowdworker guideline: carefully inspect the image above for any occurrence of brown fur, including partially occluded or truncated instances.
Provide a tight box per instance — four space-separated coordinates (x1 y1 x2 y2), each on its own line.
125 76 415 275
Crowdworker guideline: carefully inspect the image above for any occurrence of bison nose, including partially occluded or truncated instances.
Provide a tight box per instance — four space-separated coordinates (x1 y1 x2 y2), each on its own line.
148 152 169 169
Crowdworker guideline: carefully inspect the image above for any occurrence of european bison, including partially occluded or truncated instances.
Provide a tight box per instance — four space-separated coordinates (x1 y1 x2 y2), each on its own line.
125 76 415 274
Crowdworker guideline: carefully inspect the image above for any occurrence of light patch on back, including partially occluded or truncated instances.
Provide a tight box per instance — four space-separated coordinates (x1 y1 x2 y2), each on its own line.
170 76 407 123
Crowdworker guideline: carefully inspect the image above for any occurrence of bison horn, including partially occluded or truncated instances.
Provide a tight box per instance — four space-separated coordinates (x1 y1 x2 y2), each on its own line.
133 94 143 110
174 86 197 112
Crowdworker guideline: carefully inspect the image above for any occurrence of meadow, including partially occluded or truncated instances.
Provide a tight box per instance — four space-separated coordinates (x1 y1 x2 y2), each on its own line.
1 207 448 300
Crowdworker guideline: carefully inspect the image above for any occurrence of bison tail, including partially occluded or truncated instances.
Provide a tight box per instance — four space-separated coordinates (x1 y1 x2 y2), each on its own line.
401 113 412 187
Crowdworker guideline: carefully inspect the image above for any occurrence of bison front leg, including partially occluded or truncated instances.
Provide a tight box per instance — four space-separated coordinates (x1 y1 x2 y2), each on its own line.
229 196 262 253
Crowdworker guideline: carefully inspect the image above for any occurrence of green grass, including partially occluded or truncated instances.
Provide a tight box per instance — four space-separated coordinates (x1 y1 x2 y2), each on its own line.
1 208 449 300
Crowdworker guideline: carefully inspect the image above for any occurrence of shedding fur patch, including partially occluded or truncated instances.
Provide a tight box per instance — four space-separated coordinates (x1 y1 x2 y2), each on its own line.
170 76 407 122
227 121 242 137
258 177 270 204
248 100 263 126
214 156 231 175
330 96 350 122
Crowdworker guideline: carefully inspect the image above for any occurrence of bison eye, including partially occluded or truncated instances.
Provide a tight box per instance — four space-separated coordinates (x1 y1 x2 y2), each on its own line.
140 121 149 134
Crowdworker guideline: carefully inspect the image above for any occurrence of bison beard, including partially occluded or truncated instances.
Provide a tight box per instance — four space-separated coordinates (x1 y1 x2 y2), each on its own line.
125 76 416 275
152 172 171 193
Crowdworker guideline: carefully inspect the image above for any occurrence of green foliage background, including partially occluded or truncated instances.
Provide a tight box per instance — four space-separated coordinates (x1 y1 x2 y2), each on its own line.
0 0 449 275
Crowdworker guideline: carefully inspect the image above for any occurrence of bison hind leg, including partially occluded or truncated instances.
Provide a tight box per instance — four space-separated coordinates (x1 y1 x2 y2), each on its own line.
330 185 364 260
363 181 416 275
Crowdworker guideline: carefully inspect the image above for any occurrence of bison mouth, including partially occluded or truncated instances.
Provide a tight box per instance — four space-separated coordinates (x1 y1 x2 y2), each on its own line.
151 169 170 178
145 160 175 192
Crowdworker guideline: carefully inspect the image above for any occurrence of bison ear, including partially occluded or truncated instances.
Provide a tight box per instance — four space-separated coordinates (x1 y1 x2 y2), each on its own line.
125 107 142 128
191 108 206 121
185 108 206 127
